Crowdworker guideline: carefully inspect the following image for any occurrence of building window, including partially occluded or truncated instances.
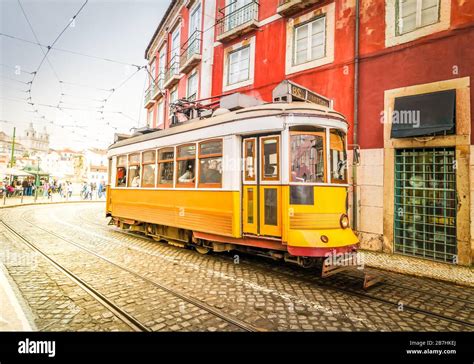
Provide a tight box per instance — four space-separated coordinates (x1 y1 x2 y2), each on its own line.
294 16 326 66
228 46 250 86
116 155 127 187
187 70 198 101
128 153 141 188
147 108 154 127
176 144 196 187
397 0 440 35
158 46 167 89
394 148 457 263
157 148 174 187
285 2 335 75
157 100 164 129
198 139 223 187
141 150 156 187
170 87 178 107
385 0 449 47
169 87 178 122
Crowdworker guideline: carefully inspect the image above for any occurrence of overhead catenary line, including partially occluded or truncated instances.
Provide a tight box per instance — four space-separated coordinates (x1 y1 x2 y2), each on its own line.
0 32 144 68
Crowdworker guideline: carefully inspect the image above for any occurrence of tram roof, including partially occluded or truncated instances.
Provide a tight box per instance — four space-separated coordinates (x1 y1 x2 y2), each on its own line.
108 102 347 150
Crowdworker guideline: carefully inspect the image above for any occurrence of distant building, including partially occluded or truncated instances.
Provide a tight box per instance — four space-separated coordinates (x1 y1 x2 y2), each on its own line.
19 123 50 155
0 130 26 169
84 148 108 183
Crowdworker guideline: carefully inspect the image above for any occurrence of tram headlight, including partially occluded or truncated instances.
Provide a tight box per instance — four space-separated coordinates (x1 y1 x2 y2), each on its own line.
340 214 350 229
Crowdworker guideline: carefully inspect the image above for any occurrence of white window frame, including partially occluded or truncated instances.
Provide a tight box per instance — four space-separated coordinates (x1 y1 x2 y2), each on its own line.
222 36 256 92
147 108 154 127
385 0 450 47
285 2 335 76
293 16 326 66
187 69 199 101
397 0 440 35
169 87 178 121
158 45 167 88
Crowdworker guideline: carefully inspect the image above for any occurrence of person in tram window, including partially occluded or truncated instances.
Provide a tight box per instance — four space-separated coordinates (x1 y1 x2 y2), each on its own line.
179 163 195 183
201 159 221 184
131 174 140 187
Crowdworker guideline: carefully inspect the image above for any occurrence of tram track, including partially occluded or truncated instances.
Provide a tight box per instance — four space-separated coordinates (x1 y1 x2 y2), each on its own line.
73 206 474 305
5 204 472 331
0 220 149 332
63 205 474 329
69 208 474 329
6 212 260 332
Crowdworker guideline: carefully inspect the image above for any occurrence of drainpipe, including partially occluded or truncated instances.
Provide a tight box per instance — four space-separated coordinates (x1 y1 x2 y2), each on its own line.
352 0 360 230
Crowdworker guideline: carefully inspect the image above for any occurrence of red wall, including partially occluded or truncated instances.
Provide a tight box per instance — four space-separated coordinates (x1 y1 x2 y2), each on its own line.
210 0 474 147
212 0 357 141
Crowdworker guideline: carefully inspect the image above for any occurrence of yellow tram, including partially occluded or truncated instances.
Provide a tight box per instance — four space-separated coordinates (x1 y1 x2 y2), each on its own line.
106 102 358 267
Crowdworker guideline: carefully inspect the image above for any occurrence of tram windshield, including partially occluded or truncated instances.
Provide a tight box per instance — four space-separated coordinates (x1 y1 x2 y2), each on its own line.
290 128 347 184
290 132 325 183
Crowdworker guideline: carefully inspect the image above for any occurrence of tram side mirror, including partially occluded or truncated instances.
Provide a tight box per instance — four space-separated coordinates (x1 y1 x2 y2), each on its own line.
350 145 361 166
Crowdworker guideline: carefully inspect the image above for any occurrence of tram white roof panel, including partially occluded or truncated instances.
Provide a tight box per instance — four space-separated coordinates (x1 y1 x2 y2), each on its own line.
108 102 347 153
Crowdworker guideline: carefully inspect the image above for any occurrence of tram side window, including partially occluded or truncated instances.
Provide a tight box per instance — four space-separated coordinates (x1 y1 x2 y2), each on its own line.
142 150 156 187
199 140 223 187
176 144 196 187
128 153 141 188
116 155 127 187
261 137 279 181
330 129 347 183
158 148 174 186
244 139 256 181
290 132 325 183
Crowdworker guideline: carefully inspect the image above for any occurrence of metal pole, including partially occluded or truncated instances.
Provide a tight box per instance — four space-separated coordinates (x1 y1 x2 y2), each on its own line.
352 0 360 231
10 127 16 168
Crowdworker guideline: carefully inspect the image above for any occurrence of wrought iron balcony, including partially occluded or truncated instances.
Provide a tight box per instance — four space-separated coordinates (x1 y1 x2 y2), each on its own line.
216 1 259 42
144 83 155 107
163 56 181 89
277 0 322 16
180 30 202 74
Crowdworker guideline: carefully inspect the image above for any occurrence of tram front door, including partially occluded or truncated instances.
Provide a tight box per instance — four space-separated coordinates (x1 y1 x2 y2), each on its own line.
242 135 282 238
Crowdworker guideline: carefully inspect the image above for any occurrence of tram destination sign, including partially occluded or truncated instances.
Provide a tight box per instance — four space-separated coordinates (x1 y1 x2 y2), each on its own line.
273 80 332 108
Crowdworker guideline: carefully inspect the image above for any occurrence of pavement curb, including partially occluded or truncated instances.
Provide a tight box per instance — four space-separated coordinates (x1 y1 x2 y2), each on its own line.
0 262 35 331
0 200 104 210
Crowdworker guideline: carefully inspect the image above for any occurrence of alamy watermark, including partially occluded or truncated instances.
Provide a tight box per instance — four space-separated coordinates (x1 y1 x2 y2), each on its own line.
380 108 420 128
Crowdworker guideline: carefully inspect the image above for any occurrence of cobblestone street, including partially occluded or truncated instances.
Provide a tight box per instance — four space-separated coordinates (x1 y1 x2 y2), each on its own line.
0 202 473 332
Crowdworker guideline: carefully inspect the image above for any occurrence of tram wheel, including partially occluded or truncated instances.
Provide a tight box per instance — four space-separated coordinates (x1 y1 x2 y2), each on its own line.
195 246 210 255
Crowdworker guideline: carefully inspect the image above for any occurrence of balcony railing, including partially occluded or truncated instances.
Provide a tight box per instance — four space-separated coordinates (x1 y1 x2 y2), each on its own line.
277 0 321 16
164 55 181 88
144 72 165 106
144 83 155 107
180 30 202 74
216 1 259 42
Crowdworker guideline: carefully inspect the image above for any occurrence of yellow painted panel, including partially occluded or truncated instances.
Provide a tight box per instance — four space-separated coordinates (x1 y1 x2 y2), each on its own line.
109 189 241 238
284 185 358 248
259 186 282 237
243 185 258 235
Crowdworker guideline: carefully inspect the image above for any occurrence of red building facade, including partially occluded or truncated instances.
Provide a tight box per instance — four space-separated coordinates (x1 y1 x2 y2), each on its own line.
144 0 474 270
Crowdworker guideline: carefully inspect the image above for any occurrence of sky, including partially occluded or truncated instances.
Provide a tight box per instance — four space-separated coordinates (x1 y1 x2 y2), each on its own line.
0 0 169 150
